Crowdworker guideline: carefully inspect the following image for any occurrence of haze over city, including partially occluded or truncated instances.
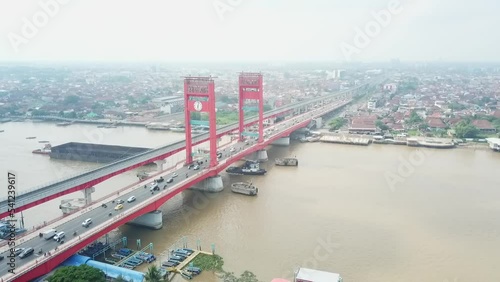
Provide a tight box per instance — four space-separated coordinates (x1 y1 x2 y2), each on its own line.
1 1 500 282
1 0 499 62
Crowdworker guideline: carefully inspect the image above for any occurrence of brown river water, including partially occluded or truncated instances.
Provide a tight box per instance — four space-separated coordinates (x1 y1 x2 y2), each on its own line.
0 121 499 282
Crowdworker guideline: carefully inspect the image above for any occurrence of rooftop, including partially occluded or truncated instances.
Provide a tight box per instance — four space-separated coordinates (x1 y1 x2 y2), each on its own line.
295 268 341 282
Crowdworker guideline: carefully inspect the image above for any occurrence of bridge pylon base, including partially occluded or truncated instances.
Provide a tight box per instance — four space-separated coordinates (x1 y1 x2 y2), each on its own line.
272 136 290 146
127 210 163 229
83 186 95 205
154 160 166 172
251 149 268 163
189 175 224 193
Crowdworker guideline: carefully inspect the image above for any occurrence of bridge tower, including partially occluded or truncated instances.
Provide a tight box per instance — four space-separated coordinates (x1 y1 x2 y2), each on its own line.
238 73 264 143
184 76 218 167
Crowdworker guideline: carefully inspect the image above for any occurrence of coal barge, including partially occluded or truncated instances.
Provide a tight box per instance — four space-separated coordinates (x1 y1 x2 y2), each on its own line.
226 160 266 175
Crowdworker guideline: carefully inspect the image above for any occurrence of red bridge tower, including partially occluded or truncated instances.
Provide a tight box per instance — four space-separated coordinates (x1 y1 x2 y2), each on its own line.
184 76 218 167
238 73 264 143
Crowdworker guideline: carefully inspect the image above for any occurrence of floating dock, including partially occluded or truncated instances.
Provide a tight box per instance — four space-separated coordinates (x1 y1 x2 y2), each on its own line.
320 135 371 145
50 142 152 163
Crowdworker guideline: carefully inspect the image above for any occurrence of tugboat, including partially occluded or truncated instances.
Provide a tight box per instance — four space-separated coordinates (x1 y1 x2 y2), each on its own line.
231 182 258 196
32 143 51 155
226 161 266 175
275 157 298 166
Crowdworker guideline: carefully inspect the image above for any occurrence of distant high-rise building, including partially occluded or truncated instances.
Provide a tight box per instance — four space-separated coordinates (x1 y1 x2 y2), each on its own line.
327 69 343 80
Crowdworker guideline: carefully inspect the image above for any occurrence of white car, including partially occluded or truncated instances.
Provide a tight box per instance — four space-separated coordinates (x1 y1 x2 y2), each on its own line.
127 196 136 203
229 147 236 152
172 172 178 178
53 231 65 242
82 218 92 227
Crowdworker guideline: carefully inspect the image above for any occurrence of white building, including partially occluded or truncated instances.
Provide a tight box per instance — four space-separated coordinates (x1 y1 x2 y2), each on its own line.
294 268 343 282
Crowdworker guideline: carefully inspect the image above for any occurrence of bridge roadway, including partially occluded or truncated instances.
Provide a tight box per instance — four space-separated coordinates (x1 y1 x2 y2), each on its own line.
0 97 350 282
0 87 359 218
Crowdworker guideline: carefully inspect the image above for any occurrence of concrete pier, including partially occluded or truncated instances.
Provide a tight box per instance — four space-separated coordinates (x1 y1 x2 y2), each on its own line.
128 210 163 229
190 175 224 192
314 117 323 128
248 149 269 162
83 186 95 205
272 136 290 146
154 160 166 171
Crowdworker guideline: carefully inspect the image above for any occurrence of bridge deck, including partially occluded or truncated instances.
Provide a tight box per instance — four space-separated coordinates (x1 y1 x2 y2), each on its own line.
0 87 361 218
0 95 363 282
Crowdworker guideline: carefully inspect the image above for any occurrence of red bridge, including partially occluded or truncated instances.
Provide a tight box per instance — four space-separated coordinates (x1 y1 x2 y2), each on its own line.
0 73 383 281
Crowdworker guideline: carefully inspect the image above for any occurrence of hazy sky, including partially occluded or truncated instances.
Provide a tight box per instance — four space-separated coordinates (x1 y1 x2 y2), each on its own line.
0 0 498 62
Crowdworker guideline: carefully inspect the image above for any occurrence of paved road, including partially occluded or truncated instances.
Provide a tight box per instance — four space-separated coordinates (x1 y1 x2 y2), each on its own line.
0 99 341 280
0 90 355 215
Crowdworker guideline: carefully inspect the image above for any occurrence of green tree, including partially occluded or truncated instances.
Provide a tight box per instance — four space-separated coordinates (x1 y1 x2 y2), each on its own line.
418 123 428 131
454 120 480 138
376 120 389 131
48 265 105 282
449 102 466 111
144 265 163 282
407 110 423 124
328 117 346 131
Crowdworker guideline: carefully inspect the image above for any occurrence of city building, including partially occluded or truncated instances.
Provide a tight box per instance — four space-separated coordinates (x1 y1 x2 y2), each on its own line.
472 119 496 133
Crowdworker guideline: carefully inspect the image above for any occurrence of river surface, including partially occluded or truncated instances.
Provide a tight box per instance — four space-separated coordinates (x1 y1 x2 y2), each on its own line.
0 121 499 282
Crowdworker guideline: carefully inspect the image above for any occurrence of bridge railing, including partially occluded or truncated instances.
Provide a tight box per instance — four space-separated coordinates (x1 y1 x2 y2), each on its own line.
1 99 358 281
4 169 208 282
1 82 378 204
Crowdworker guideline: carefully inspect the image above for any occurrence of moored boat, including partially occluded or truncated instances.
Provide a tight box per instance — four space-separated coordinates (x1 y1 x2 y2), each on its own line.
32 143 52 155
231 182 258 196
56 121 72 126
226 161 266 175
146 123 170 130
170 126 185 132
275 157 298 166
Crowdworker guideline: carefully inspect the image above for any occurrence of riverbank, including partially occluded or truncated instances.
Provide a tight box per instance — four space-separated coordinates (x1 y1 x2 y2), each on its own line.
312 131 494 151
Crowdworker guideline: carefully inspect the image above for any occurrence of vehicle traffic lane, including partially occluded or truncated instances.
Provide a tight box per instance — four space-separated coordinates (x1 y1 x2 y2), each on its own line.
0 143 242 277
0 108 323 278
1 93 353 216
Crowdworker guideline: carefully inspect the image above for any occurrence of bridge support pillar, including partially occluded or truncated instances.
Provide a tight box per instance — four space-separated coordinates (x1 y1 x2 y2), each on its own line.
272 136 290 146
83 186 95 205
154 160 166 171
190 175 224 192
128 210 163 229
251 149 268 162
314 117 323 129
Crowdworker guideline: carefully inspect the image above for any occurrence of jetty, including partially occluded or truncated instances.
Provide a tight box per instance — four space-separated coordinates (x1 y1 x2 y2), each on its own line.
320 135 371 145
407 137 455 149
486 138 500 152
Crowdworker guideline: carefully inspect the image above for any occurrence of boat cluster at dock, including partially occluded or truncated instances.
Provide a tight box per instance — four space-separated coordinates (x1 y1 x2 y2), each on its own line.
109 248 156 269
160 248 202 280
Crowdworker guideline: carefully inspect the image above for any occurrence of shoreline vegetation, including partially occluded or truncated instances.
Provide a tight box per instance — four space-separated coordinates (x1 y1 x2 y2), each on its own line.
191 254 260 282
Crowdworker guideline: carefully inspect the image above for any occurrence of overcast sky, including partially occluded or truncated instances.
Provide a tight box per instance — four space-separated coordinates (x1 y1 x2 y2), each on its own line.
0 0 498 62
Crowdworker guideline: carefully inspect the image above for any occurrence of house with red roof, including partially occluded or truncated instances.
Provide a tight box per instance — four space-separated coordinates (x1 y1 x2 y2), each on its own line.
426 117 447 129
472 119 496 133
